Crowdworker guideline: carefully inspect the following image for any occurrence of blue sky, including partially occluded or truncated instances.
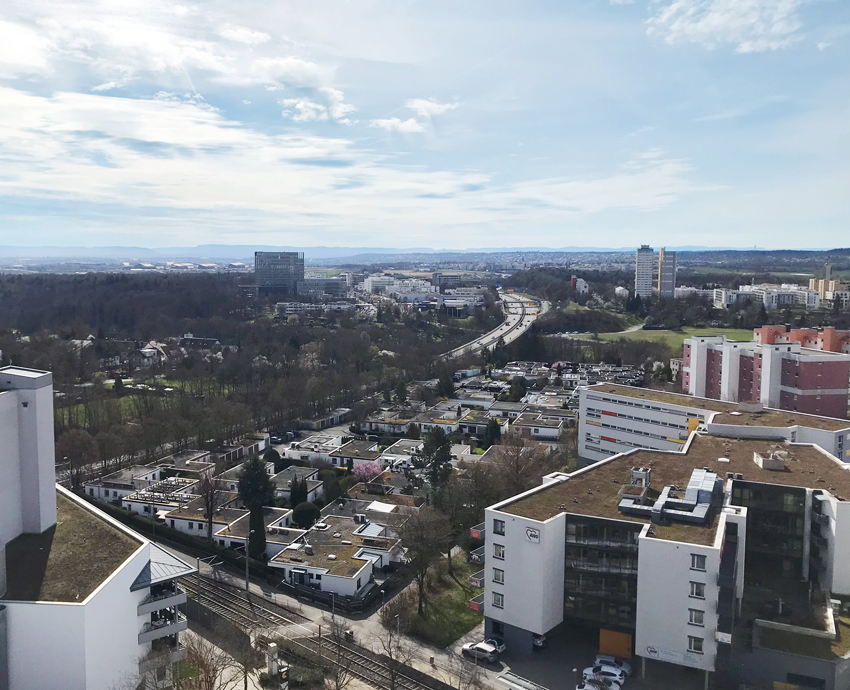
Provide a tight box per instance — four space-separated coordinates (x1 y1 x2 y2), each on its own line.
0 0 848 249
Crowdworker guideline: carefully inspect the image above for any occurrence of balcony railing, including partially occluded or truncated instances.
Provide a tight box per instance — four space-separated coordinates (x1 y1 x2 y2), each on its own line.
565 559 638 574
470 570 485 588
139 644 187 673
470 523 486 540
565 535 638 550
139 613 188 644
138 590 187 616
468 593 484 612
469 545 486 565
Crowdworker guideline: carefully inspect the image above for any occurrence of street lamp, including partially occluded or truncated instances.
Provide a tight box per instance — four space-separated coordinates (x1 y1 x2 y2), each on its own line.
245 529 255 594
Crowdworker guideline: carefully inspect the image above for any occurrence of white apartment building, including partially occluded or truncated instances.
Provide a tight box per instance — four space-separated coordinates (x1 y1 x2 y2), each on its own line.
713 284 820 310
0 366 195 690
614 286 630 299
578 383 850 464
481 432 850 689
634 245 655 299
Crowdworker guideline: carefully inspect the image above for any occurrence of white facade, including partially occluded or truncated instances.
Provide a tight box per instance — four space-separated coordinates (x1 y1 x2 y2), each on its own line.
614 286 630 299
483 502 566 639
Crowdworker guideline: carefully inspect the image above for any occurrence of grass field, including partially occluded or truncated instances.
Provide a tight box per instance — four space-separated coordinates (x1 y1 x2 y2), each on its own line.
406 557 483 648
575 327 754 350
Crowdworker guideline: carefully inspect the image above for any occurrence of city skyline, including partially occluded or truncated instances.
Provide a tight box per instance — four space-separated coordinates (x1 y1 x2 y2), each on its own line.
0 1 848 249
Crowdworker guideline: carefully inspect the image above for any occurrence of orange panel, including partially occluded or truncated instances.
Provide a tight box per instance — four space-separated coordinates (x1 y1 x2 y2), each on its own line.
599 629 632 659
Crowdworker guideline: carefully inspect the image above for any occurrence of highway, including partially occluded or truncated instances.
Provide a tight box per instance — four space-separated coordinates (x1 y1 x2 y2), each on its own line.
442 291 548 360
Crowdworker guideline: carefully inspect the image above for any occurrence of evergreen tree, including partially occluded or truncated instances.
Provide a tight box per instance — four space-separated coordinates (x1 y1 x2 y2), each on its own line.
238 457 275 559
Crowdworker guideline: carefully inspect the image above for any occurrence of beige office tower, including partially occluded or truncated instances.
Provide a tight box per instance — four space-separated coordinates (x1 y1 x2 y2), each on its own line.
657 248 676 298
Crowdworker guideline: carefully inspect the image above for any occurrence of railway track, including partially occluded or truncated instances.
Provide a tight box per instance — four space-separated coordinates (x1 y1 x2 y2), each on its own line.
294 635 434 690
180 574 309 629
183 576 436 690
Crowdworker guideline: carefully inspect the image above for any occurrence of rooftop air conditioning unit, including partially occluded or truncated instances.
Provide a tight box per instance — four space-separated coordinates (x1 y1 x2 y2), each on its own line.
354 513 367 524
328 554 337 560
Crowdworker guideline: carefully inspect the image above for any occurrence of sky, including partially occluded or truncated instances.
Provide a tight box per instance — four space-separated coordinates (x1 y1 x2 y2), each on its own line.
0 0 848 250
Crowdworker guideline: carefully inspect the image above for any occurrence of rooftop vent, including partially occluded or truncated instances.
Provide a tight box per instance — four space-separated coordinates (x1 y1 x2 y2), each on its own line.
354 513 367 524
754 450 788 471
328 554 337 560
314 523 330 531
341 540 352 545
630 467 651 488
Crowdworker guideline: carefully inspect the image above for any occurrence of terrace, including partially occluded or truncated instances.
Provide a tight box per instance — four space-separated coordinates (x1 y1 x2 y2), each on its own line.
3 492 142 603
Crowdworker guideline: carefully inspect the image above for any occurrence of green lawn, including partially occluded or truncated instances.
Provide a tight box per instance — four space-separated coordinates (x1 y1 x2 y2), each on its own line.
575 327 755 350
407 557 483 648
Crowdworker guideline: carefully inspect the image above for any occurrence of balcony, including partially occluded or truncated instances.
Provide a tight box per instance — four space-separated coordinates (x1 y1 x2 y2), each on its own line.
138 590 187 616
565 559 637 575
139 613 188 644
470 523 486 540
139 644 187 673
564 535 638 550
469 545 485 565
470 570 485 588
468 593 484 612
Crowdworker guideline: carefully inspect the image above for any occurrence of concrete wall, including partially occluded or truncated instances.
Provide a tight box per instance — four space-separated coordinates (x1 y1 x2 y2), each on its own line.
84 544 151 690
729 639 850 690
828 498 850 595
635 531 720 672
5 601 87 690
0 393 23 547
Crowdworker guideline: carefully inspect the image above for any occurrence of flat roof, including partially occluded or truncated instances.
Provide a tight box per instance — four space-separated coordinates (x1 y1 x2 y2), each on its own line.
589 384 850 432
217 507 292 539
3 493 142 602
331 440 381 459
498 435 850 546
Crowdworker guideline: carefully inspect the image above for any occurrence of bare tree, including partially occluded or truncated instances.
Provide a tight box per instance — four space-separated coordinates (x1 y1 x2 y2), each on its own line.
184 631 240 690
198 472 229 539
398 507 450 616
375 617 415 690
491 435 558 496
445 653 484 690
56 428 99 489
323 615 354 690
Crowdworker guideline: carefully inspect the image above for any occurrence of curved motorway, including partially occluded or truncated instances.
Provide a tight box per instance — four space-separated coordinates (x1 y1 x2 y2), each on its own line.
442 291 549 359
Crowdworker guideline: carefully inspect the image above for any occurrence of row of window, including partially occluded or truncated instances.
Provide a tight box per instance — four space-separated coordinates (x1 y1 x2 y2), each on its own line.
688 552 707 654
585 407 687 430
584 433 667 453
585 394 705 421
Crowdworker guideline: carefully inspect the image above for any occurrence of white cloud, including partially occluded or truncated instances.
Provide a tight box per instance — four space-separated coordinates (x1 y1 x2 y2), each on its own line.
281 87 356 123
0 88 702 243
817 41 831 51
91 82 117 92
0 20 51 76
405 98 459 119
251 56 325 88
218 24 271 46
648 0 803 52
369 117 425 133
242 99 251 105
610 0 635 4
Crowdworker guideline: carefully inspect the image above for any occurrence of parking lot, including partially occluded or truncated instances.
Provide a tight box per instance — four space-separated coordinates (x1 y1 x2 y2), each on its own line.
496 623 707 690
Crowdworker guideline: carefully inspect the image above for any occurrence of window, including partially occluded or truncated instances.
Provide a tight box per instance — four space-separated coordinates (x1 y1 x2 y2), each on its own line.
688 636 704 654
493 519 505 536
493 592 504 609
89 488 94 496
689 582 705 599
170 520 175 528
691 554 706 571
492 621 505 636
689 609 705 627
494 543 505 560
315 574 321 581
188 522 194 529
493 568 505 584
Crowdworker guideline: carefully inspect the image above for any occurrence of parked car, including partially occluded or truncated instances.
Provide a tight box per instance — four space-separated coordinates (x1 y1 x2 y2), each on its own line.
461 642 499 663
485 638 506 654
582 666 625 687
576 679 618 690
594 656 633 677
270 436 282 444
